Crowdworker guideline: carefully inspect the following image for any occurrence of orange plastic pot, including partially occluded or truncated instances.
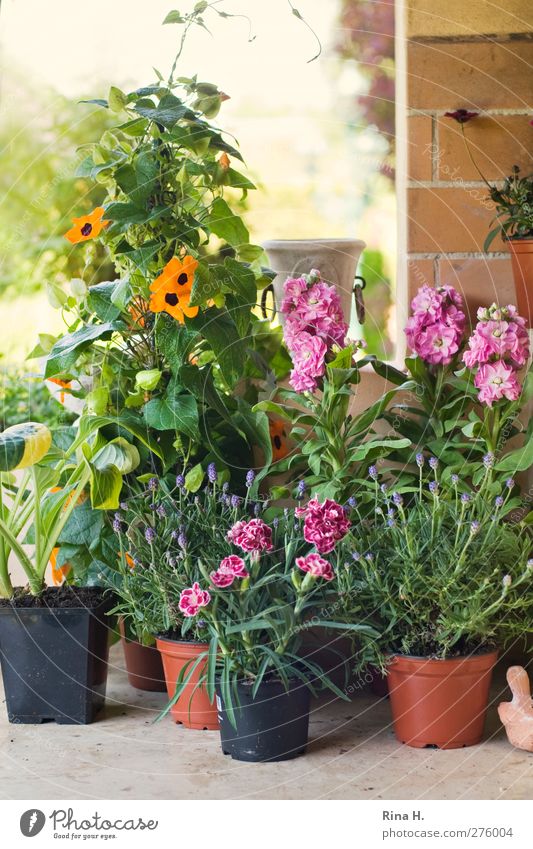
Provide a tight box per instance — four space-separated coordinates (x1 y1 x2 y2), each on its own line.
119 620 166 692
509 238 533 326
156 637 218 730
387 651 498 749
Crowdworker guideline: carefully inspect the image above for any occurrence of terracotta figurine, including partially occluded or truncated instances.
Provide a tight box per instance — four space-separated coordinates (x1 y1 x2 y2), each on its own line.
498 666 533 753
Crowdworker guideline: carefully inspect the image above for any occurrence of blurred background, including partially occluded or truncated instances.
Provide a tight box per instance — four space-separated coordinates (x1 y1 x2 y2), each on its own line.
0 0 395 426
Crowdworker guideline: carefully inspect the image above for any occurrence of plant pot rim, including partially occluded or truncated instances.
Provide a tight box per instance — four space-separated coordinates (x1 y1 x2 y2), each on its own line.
0 595 113 615
263 237 366 249
508 235 533 243
388 648 498 663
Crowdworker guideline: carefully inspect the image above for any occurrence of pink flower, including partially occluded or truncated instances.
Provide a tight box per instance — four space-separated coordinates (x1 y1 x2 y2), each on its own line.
210 555 249 588
296 497 351 554
405 284 465 364
280 276 307 313
178 582 211 617
296 552 334 582
289 332 327 392
463 305 530 369
416 323 461 365
227 519 273 555
475 361 522 406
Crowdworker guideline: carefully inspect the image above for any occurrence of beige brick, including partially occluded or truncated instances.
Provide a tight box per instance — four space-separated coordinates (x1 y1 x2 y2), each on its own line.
408 115 433 181
437 115 533 181
437 256 515 318
408 187 503 253
407 1 533 39
408 40 533 110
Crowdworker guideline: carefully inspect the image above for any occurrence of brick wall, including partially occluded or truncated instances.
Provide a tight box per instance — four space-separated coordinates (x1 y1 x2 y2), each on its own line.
403 0 533 323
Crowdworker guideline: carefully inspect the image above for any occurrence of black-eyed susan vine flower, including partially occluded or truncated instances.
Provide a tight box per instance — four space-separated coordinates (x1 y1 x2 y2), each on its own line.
64 206 110 244
149 255 199 323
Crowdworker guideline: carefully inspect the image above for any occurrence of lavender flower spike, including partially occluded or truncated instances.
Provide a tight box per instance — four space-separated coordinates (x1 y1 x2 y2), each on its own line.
144 527 156 543
207 463 217 484
368 465 378 481
415 453 425 468
246 469 256 488
429 457 438 470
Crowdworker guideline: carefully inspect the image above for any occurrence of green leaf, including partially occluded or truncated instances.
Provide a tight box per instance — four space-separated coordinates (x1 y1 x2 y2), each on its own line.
163 10 185 24
134 93 191 129
92 437 140 475
108 86 127 112
185 462 204 492
252 400 294 421
110 278 132 310
368 357 408 386
45 322 119 377
135 369 162 391
143 393 199 439
87 282 122 321
156 314 199 372
495 433 533 473
206 197 249 246
192 311 245 387
348 437 411 462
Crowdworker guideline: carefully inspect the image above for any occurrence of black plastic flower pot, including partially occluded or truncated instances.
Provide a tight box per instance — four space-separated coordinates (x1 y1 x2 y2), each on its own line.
0 592 114 725
216 678 311 762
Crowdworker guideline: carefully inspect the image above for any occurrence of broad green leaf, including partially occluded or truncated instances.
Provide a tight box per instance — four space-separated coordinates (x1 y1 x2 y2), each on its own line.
206 197 249 246
143 393 199 439
495 433 533 473
108 86 127 112
88 281 122 321
135 369 162 391
185 462 204 492
91 437 141 475
45 322 119 377
134 93 191 128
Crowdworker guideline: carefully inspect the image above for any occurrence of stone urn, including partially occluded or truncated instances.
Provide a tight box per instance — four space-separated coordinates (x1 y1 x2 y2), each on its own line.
262 238 366 324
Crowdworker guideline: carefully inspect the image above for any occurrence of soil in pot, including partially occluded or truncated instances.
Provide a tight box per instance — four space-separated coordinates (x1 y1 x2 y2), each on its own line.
387 651 498 749
0 586 114 725
216 678 311 762
119 620 166 692
156 636 218 730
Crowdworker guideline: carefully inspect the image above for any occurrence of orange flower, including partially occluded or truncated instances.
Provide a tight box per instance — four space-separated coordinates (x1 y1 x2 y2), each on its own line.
149 255 199 323
64 206 110 244
269 418 291 462
50 547 71 586
48 377 71 405
129 302 146 328
124 553 135 570
218 152 230 170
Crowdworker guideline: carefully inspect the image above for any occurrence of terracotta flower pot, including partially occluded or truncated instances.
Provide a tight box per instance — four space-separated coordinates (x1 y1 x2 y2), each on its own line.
156 636 218 730
119 620 166 692
387 651 498 749
508 238 533 326
262 238 366 324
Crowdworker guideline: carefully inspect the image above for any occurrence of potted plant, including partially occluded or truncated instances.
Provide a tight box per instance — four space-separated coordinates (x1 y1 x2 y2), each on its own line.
0 422 115 724
485 167 533 324
161 490 377 761
31 4 277 512
254 269 411 504
108 464 264 729
444 111 533 325
369 285 532 488
339 470 533 749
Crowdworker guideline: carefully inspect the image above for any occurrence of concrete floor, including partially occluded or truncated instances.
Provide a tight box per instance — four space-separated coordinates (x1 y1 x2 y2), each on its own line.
0 646 531 800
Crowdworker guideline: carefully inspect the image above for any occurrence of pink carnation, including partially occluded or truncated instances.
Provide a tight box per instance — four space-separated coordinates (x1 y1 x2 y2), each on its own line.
280 276 307 313
296 552 334 582
475 361 522 406
210 555 249 588
296 497 351 554
227 519 273 555
178 582 211 617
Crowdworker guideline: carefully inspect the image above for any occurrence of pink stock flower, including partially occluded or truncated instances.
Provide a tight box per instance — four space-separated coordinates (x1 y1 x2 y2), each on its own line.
296 497 351 554
289 332 328 392
210 555 249 588
475 361 522 406
405 284 465 364
295 552 335 582
227 518 273 555
178 582 211 617
463 304 530 369
281 271 348 392
416 323 461 365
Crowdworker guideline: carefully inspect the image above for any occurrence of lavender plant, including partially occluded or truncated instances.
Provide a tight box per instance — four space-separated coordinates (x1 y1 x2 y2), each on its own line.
338 466 533 663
